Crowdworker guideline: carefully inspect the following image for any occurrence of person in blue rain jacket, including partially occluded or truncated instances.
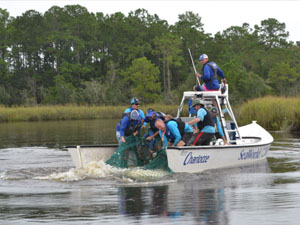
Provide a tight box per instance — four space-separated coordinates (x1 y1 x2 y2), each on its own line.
155 117 193 147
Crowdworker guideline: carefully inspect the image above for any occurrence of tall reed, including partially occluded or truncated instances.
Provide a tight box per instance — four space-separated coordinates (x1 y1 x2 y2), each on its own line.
0 104 184 122
236 96 300 131
4 97 299 132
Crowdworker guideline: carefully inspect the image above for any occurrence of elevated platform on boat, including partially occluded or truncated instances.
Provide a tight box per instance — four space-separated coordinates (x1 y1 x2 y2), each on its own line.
177 84 241 144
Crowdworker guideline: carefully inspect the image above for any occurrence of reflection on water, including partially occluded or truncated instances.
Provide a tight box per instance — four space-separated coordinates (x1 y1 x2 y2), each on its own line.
0 120 300 224
0 119 119 148
117 184 226 223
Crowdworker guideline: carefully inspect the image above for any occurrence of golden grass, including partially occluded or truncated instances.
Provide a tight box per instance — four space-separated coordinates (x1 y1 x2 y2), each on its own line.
2 97 299 131
235 96 300 131
0 104 185 122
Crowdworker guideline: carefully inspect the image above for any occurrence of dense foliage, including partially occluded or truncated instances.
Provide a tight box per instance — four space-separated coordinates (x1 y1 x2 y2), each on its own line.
0 5 299 106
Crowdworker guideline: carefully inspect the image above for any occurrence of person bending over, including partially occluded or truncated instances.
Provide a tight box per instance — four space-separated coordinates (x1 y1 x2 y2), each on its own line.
155 118 193 147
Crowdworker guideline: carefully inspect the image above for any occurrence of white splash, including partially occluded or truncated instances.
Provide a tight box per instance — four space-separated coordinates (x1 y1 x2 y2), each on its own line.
35 160 118 182
34 160 170 183
0 171 19 180
0 171 7 180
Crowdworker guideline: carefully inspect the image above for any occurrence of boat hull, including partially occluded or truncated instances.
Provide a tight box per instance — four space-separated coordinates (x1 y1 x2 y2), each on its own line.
166 121 273 173
65 123 273 173
66 145 118 168
166 143 271 173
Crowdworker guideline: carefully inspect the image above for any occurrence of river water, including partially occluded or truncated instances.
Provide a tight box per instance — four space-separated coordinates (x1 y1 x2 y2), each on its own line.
0 119 300 225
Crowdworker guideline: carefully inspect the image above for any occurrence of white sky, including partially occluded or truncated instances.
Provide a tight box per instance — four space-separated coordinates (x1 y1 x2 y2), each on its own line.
0 0 299 42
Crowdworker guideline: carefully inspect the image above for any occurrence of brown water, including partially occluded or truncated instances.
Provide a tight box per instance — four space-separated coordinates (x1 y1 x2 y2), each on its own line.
0 120 300 225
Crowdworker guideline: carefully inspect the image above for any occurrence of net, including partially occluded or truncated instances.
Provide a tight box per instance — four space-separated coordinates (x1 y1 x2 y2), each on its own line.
106 135 171 172
144 148 171 172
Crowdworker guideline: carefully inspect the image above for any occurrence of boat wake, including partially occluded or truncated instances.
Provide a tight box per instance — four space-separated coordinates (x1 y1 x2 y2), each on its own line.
34 160 171 184
0 171 9 180
120 168 171 183
0 147 172 184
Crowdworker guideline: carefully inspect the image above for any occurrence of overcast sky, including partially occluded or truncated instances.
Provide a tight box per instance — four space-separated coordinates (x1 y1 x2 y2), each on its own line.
1 0 299 42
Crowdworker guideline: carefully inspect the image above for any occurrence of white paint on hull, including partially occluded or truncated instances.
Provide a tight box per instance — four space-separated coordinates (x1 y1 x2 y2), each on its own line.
67 145 117 168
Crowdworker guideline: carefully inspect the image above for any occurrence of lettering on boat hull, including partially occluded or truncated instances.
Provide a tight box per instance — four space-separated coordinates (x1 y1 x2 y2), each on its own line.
183 152 210 166
238 146 269 160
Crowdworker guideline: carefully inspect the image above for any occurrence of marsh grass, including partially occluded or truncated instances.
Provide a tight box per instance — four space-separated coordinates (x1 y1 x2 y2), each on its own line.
2 97 299 132
236 96 300 131
0 104 185 122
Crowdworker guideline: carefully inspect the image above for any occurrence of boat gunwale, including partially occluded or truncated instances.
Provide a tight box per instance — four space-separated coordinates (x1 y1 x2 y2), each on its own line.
64 137 272 151
167 142 272 151
64 144 118 149
167 136 272 150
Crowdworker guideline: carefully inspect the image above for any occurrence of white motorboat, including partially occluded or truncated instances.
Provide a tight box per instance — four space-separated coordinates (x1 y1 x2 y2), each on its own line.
66 84 273 173
166 85 273 172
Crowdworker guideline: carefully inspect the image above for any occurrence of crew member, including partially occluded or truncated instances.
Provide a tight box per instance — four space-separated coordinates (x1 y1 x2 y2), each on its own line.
194 54 226 91
155 116 193 147
124 98 146 127
144 109 165 151
116 109 142 144
187 99 215 146
210 107 229 145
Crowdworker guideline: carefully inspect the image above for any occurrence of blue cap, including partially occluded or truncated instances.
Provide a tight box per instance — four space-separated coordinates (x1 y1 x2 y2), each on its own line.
130 98 140 105
146 111 156 118
147 108 154 113
199 54 208 61
130 110 139 120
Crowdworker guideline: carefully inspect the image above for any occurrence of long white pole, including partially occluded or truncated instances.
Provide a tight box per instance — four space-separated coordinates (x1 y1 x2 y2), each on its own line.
188 48 201 86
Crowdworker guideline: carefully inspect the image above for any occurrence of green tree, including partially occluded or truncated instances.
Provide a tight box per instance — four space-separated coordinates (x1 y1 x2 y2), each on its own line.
0 6 299 106
0 85 10 105
0 9 9 61
153 33 183 92
222 59 269 103
218 23 262 68
7 10 47 104
47 75 77 104
268 62 300 96
255 18 289 49
44 5 97 80
239 72 269 99
172 11 205 50
79 79 107 105
121 57 161 103
172 11 208 82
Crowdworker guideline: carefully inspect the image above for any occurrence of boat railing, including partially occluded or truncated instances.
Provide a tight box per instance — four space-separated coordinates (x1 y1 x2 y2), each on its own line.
177 84 242 144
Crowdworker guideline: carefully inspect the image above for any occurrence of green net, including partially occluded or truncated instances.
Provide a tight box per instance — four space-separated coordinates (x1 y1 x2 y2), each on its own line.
144 148 171 172
106 135 171 172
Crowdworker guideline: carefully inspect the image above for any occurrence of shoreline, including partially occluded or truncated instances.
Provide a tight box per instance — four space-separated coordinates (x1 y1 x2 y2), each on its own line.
0 105 183 123
1 96 300 132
